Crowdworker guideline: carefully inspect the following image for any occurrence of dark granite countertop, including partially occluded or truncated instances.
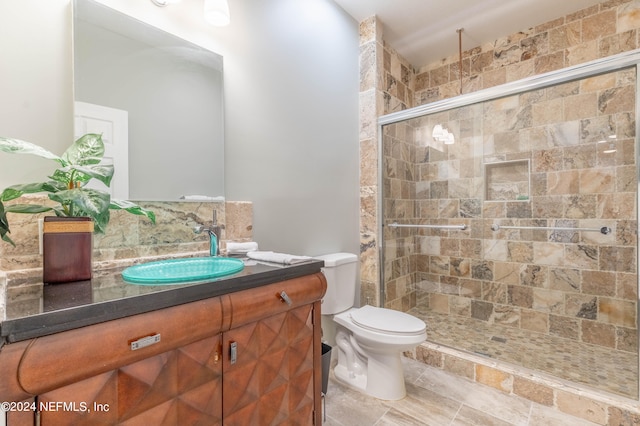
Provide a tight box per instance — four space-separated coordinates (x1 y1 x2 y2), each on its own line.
1 258 324 344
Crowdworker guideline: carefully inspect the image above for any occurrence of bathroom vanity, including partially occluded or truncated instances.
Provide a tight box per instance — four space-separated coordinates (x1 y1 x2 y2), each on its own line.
0 259 326 425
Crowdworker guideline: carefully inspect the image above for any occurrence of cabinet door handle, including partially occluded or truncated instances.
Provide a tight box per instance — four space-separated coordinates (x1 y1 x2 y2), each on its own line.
214 340 222 363
279 290 292 306
230 341 238 364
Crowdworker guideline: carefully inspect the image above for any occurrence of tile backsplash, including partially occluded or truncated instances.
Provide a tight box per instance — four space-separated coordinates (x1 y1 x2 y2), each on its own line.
0 196 253 320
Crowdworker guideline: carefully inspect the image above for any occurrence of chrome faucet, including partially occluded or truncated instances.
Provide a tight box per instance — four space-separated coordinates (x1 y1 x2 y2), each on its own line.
194 211 221 256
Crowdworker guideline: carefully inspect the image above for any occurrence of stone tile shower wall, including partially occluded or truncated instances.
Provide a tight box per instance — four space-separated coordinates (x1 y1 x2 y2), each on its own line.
368 0 640 419
359 17 415 306
384 67 637 355
381 118 418 312
413 1 640 105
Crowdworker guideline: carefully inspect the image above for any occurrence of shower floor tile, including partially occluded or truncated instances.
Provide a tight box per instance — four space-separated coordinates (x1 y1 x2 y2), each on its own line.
408 308 638 398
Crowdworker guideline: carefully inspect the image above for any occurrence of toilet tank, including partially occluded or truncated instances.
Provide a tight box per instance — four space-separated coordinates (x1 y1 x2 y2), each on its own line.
316 253 358 315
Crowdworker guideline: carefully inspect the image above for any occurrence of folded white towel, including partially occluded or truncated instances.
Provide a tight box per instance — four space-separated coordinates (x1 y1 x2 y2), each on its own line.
227 241 259 254
179 195 225 202
247 251 312 265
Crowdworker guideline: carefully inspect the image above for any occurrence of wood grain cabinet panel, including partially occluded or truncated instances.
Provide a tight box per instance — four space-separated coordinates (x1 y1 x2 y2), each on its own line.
38 335 223 426
1 272 326 425
18 297 224 396
222 304 316 425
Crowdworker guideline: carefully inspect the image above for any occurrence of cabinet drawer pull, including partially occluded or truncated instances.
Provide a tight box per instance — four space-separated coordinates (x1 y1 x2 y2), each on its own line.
279 291 292 306
130 333 161 351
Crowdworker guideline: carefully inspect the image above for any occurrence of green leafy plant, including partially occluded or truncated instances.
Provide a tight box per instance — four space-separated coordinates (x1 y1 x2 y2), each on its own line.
0 133 155 246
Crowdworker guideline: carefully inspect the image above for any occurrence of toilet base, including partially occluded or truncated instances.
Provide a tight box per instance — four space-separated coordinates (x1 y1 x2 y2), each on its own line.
333 349 407 400
329 306 426 401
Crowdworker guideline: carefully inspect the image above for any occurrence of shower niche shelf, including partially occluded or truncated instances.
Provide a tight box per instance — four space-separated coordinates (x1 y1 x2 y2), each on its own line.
485 159 530 201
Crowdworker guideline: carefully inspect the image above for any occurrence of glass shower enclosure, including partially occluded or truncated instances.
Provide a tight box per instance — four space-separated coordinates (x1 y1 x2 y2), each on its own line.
379 52 639 398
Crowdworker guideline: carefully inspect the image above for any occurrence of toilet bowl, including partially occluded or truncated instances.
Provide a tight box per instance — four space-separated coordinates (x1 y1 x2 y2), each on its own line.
316 253 427 401
333 305 426 400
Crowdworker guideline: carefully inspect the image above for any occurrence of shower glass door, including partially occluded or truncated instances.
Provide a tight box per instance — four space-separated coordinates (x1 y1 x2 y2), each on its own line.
380 61 638 398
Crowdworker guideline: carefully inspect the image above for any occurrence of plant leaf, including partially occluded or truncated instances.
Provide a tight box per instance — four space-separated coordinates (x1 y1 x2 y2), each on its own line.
1 182 63 202
0 137 63 165
50 164 114 187
0 133 156 244
0 201 15 247
48 188 110 218
65 164 114 187
92 208 110 234
4 204 53 214
110 199 156 224
49 169 75 185
61 133 104 166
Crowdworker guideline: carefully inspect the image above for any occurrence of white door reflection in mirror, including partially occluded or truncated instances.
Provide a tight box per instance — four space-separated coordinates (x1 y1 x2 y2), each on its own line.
74 101 129 200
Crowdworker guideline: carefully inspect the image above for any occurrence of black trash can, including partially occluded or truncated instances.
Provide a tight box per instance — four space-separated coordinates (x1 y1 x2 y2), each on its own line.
321 343 332 395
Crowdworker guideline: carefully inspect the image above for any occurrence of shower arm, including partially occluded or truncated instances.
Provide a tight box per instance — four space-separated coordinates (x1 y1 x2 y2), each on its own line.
491 224 612 235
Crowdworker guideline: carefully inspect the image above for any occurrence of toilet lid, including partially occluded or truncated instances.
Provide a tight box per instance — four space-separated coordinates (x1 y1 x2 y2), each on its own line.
350 305 426 335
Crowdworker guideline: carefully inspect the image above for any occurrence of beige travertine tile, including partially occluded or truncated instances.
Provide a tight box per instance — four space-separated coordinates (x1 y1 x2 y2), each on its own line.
451 405 515 426
414 310 638 397
417 363 531 425
476 365 513 393
443 355 475 380
555 390 608 424
513 377 554 406
529 403 601 426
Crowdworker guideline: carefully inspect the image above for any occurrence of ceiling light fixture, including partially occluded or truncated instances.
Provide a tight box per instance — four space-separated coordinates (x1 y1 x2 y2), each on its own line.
432 124 444 139
204 0 231 26
432 124 455 145
150 0 230 27
445 132 455 145
150 0 181 7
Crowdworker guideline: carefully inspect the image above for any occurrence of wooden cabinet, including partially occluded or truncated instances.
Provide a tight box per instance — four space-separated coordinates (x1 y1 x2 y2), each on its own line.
219 272 324 425
222 304 318 425
0 272 326 425
38 334 223 425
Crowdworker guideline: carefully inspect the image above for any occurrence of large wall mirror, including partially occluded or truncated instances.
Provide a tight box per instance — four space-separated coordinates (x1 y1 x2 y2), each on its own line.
73 0 225 201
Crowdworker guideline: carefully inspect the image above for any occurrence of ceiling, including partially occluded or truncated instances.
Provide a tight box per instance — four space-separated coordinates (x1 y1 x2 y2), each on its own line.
331 0 604 69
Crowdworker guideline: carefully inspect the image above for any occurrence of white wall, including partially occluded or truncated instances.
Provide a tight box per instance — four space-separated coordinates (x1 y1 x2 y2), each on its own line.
0 0 74 186
0 0 360 257
220 0 360 256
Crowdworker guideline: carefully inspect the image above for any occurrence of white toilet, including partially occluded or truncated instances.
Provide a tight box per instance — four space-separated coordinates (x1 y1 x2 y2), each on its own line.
317 253 427 400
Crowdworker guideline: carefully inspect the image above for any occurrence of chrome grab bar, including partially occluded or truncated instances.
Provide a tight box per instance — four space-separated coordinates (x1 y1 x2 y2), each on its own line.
491 224 611 235
388 222 467 230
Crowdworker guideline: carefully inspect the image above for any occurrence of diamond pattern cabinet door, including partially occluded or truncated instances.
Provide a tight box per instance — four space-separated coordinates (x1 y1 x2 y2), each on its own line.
222 304 316 425
37 335 223 426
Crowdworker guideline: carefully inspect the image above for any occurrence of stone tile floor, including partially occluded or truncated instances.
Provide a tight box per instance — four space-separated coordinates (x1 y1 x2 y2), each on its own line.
323 357 599 425
409 309 638 399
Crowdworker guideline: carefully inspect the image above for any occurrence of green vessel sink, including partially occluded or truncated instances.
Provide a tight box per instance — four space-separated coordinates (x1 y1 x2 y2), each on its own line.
122 257 245 284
